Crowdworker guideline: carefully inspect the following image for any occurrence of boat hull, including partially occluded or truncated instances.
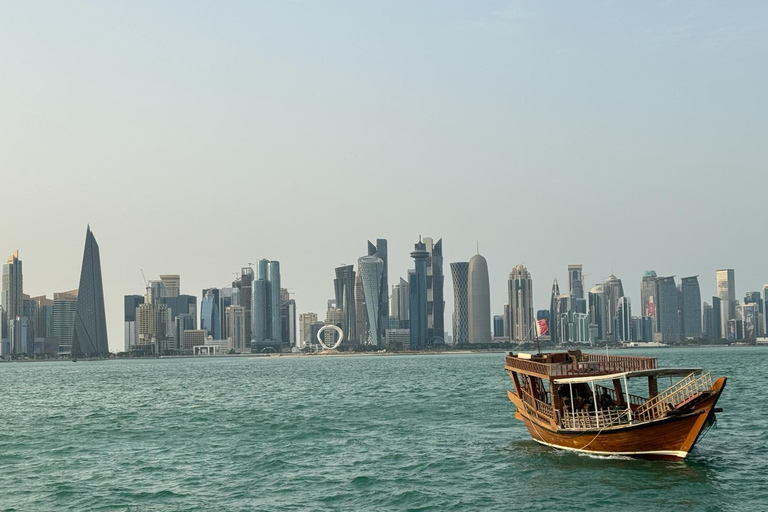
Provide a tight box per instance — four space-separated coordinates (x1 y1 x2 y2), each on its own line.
509 376 726 460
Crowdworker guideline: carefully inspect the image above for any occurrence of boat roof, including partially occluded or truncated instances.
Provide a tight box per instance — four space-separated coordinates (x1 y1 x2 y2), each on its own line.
553 368 703 385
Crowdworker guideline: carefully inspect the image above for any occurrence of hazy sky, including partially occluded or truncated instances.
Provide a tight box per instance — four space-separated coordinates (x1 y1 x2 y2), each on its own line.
2 2 767 350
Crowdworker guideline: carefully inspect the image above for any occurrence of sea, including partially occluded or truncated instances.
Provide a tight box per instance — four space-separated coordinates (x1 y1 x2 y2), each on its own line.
1 347 766 511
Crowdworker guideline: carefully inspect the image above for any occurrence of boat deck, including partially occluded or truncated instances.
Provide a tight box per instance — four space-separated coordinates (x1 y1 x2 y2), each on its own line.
505 351 657 379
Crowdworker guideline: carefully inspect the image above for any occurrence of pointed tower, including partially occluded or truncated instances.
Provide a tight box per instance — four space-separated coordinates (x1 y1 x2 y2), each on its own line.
549 279 560 344
72 226 109 355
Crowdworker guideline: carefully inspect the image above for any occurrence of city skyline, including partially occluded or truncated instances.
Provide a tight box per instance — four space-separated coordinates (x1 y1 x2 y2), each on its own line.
1 3 767 351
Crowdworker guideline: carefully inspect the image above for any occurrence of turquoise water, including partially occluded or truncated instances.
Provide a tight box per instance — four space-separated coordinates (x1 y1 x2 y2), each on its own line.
0 348 765 511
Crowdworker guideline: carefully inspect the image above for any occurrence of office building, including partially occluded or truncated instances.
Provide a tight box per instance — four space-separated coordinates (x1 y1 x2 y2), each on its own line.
588 284 606 342
70 227 110 354
654 276 680 343
159 275 180 298
423 237 445 342
616 296 632 342
124 294 144 351
450 262 469 345
568 264 584 300
716 269 736 339
2 251 23 346
252 259 282 350
603 274 624 341
334 264 357 344
549 279 561 344
53 290 78 353
408 239 429 349
508 264 534 342
367 239 389 344
679 276 702 339
298 312 317 349
359 255 385 346
390 277 410 330
467 253 491 343
226 305 247 351
493 315 504 338
200 288 221 339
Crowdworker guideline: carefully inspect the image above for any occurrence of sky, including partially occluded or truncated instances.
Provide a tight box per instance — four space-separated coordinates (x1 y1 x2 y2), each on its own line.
1 1 767 351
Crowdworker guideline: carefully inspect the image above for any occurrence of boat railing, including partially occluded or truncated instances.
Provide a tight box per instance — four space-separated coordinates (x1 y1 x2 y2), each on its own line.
520 391 555 426
634 371 713 422
560 407 631 430
505 353 657 378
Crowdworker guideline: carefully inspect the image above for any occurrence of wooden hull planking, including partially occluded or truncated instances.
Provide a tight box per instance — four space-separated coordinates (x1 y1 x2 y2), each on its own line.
508 377 726 460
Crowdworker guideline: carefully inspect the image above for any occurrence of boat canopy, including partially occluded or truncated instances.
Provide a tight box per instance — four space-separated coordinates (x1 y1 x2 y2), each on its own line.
553 368 703 385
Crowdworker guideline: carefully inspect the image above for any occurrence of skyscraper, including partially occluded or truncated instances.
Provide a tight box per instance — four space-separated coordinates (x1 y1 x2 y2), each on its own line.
252 259 282 350
450 262 469 345
71 227 109 355
588 284 606 342
549 279 561 344
200 288 221 339
124 294 144 351
159 274 180 297
617 296 632 342
367 239 389 344
654 276 680 343
508 264 534 342
2 251 23 344
423 237 444 342
716 269 735 339
54 290 78 352
467 253 491 343
603 275 624 341
679 276 702 339
298 312 317 348
390 277 410 329
711 296 722 340
358 255 384 345
567 264 584 300
334 264 357 344
234 267 254 344
353 272 367 344
409 239 429 349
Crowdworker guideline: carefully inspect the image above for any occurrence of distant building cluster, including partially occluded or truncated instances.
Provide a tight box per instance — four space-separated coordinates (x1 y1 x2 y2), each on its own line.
123 258 297 355
1 227 108 358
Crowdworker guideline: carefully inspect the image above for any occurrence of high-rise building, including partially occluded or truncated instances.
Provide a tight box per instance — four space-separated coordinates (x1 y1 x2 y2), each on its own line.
159 275 180 298
234 267 254 344
33 295 54 340
450 262 469 345
390 278 410 329
616 297 632 342
280 288 296 348
568 264 584 300
124 294 144 351
200 288 221 339
549 279 561 344
493 315 504 338
334 264 357 344
603 275 624 341
716 269 736 339
2 251 23 345
359 255 385 346
588 284 606 342
423 237 444 342
679 276 702 339
226 305 247 351
711 296 722 340
640 270 658 318
467 253 491 343
72 227 109 355
409 239 429 349
54 290 78 352
252 259 282 350
367 239 389 344
298 312 318 348
702 302 714 339
763 285 768 336
354 272 367 344
654 276 680 343
508 264 534 342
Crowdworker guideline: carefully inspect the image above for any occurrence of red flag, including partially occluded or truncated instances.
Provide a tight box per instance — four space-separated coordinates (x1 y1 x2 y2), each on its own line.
537 318 549 336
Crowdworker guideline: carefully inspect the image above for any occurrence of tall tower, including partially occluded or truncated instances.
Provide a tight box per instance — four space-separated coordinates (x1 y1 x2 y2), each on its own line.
423 237 444 342
654 276 680 343
354 272 367 344
252 259 281 349
617 296 632 342
358 255 384 345
716 269 735 339
159 275 180 297
72 226 109 355
588 284 606 342
567 264 584 300
334 264 357 344
467 253 491 343
603 275 624 341
680 276 702 339
367 239 389 344
508 264 534 342
450 262 469 345
549 279 561 344
390 278 410 329
2 250 23 341
409 239 429 349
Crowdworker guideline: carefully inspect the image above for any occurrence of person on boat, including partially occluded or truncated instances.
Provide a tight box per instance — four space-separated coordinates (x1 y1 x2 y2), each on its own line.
600 389 614 410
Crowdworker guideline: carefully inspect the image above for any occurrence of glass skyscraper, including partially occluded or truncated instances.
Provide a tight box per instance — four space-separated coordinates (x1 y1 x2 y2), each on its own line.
72 226 109 355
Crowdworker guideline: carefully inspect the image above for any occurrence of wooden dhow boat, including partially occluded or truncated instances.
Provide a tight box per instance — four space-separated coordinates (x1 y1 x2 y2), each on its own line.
505 350 726 460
